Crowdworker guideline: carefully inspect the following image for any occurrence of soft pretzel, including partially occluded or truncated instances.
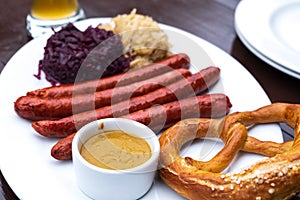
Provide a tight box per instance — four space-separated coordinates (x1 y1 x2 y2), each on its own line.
159 103 300 200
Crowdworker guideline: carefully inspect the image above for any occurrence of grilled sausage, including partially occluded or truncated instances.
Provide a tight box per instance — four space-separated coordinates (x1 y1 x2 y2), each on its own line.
123 93 232 132
51 133 75 161
27 53 190 98
32 66 221 137
51 93 232 160
15 69 191 120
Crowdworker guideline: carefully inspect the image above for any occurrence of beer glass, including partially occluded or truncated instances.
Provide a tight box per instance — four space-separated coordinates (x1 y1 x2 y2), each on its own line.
26 0 85 38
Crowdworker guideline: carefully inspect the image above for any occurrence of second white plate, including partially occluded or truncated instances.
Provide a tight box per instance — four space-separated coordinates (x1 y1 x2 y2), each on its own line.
235 0 300 78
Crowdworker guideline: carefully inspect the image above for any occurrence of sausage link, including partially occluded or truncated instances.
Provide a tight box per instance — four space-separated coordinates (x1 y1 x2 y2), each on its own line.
51 93 232 160
27 53 190 98
15 69 191 120
51 133 75 160
32 66 220 138
122 93 232 132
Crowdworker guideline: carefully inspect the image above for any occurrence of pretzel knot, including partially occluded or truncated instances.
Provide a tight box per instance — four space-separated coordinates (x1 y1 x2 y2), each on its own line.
159 103 300 200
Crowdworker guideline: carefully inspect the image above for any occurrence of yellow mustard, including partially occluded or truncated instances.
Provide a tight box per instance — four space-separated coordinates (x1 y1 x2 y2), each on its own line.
80 130 151 170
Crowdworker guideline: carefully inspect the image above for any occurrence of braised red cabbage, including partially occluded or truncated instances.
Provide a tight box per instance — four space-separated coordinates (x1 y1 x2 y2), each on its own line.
35 23 130 85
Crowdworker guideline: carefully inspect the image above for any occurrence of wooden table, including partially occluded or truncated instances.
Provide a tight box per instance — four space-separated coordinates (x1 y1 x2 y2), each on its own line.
1 0 299 199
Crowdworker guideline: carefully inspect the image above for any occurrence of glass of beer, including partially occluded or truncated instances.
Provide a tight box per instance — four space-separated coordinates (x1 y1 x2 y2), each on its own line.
26 0 85 38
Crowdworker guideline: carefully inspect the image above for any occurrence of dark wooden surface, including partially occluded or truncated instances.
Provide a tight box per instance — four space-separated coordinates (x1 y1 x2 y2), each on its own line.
0 0 299 199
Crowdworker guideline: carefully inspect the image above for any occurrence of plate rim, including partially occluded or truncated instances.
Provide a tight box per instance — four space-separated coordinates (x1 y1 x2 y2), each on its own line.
234 19 300 80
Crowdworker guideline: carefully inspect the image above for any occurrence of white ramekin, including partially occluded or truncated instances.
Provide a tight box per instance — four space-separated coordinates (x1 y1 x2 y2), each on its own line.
72 118 160 200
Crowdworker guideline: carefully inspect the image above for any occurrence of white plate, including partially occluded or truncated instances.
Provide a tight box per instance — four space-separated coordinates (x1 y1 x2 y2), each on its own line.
235 0 300 78
235 23 300 80
0 18 283 200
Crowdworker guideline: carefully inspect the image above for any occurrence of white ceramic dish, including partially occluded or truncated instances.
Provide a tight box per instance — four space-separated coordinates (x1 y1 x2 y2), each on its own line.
235 0 300 79
72 118 160 200
0 18 283 200
235 23 300 80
